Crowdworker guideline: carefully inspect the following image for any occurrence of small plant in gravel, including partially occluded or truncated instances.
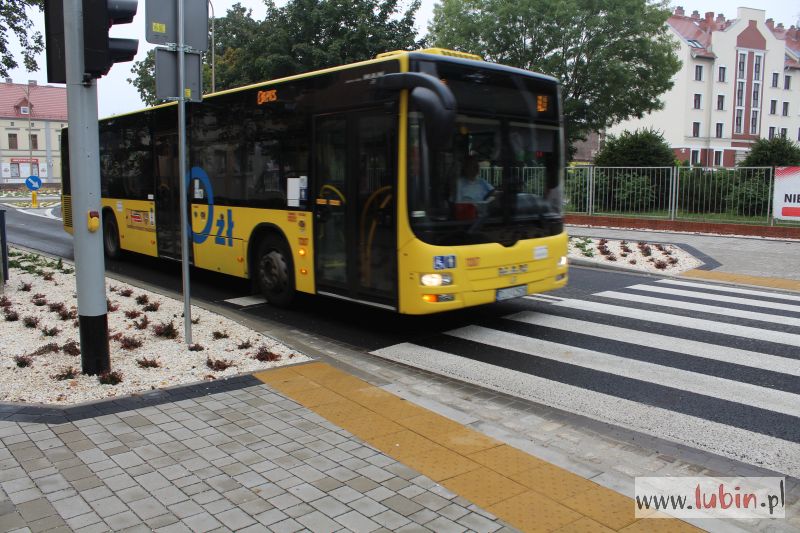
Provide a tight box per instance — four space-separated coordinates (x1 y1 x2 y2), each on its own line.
48 302 66 313
58 308 77 321
135 294 149 305
661 248 673 256
41 326 60 337
18 282 31 292
42 272 55 281
640 245 652 257
605 254 617 262
143 301 160 312
237 339 253 350
620 252 628 258
597 245 611 256
668 257 679 265
53 367 79 381
33 343 60 356
629 259 637 265
4 310 19 322
107 299 119 312
109 331 123 341
62 341 80 356
0 296 12 308
125 309 141 319
118 336 143 350
654 260 668 270
22 316 40 328
253 346 281 362
153 321 179 339
133 315 149 330
109 285 118 293
188 343 205 352
206 357 233 371
598 239 608 246
136 357 160 368
98 370 123 385
191 316 200 324
31 296 47 306
118 288 133 297
212 330 229 340
14 355 33 368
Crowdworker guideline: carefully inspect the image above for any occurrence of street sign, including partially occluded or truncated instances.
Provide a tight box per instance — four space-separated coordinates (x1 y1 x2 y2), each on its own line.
25 175 42 191
155 48 203 102
145 0 209 51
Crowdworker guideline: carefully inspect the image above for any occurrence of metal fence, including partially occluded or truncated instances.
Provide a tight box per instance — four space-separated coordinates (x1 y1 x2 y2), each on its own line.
565 166 778 224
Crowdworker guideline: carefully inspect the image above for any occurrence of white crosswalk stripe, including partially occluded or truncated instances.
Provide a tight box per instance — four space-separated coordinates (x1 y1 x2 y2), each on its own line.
371 278 800 477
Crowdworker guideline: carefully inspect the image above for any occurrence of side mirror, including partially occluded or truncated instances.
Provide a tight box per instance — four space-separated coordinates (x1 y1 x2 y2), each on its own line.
378 72 455 150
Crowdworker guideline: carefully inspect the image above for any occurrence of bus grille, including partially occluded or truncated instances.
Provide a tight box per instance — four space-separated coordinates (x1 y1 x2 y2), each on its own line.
62 195 73 228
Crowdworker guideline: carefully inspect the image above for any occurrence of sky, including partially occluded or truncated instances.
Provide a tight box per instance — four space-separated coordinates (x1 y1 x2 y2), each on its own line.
6 0 800 118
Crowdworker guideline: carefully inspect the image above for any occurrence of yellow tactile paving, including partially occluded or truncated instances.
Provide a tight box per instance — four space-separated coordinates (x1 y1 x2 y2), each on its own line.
488 491 583 533
561 485 638 530
682 269 800 292
254 363 703 533
510 463 596 502
469 444 547 476
441 467 527 508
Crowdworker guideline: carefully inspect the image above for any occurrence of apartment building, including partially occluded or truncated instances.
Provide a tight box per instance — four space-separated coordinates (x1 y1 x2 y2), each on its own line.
608 6 800 167
0 79 68 185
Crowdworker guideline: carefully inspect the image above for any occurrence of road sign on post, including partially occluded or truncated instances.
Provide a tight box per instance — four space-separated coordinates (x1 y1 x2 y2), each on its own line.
145 0 209 51
25 175 42 191
155 48 203 102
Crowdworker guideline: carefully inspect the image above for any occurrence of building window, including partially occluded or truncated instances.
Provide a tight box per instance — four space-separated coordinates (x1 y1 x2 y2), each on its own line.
718 66 726 82
8 133 17 149
782 102 790 116
692 122 700 137
30 134 38 150
735 109 743 133
691 150 700 165
750 110 759 134
770 100 777 114
753 55 762 80
717 94 724 110
768 126 775 139
736 81 745 106
693 94 701 109
737 52 746 79
780 128 787 138
751 82 760 108
772 72 780 87
714 151 722 166
785 75 792 90
20 106 30 115
715 123 723 138
695 65 703 81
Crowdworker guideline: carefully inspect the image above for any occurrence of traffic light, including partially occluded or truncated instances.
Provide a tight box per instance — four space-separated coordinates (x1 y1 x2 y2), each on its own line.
44 0 139 83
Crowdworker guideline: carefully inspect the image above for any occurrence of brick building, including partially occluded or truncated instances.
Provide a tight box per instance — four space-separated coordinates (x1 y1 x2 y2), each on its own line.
608 6 800 167
0 79 68 185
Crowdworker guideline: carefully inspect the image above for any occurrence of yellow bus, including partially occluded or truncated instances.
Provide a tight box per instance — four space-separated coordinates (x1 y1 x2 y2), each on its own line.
61 48 568 314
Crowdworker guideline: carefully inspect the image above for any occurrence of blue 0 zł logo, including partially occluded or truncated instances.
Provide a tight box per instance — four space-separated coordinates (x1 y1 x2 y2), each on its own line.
187 166 233 246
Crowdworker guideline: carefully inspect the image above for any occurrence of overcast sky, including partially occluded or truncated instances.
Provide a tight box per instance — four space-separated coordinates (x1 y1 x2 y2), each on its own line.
7 1 800 118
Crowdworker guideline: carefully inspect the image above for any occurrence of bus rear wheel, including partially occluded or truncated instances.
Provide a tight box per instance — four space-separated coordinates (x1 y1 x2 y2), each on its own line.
255 236 295 307
103 212 121 259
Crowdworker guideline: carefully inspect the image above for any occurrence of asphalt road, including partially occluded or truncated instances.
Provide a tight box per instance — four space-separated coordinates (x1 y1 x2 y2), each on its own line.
4 203 799 477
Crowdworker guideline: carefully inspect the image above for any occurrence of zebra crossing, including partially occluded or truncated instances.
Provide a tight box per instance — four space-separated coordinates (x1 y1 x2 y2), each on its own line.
371 278 800 477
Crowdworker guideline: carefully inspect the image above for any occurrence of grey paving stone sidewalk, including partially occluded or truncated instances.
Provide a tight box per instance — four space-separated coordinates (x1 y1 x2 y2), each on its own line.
0 382 515 532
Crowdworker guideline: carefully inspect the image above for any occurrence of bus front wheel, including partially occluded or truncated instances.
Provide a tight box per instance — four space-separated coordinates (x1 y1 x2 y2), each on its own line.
255 236 295 307
103 213 121 259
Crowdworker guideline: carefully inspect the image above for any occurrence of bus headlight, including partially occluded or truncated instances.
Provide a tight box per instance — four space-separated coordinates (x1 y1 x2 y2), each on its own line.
558 256 568 267
420 273 453 287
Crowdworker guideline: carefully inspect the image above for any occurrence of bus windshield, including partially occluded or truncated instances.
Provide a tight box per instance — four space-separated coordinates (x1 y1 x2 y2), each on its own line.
407 60 564 247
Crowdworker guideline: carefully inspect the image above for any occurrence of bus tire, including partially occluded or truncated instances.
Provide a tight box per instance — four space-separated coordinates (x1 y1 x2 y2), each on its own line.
255 235 295 307
103 212 121 259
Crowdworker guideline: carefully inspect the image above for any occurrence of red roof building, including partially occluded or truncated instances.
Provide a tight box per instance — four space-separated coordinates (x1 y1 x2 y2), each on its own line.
608 7 800 167
0 79 68 184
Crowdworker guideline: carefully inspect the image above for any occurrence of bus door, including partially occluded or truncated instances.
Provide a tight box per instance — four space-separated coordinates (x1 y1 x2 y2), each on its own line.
153 132 181 260
313 110 397 308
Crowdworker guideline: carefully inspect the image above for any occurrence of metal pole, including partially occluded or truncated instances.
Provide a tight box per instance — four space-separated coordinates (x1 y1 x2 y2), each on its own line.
178 0 193 344
766 166 775 226
26 84 34 197
209 0 215 93
63 0 110 374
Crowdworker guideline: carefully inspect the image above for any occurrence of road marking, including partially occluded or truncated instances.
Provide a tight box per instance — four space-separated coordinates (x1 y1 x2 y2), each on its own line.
626 283 800 313
224 295 267 307
596 290 800 328
656 278 800 302
523 294 564 303
553 298 800 346
681 269 800 292
507 311 800 377
447 325 800 418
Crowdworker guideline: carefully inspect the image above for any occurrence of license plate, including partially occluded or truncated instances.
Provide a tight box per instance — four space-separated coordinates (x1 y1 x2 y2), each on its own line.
496 285 527 301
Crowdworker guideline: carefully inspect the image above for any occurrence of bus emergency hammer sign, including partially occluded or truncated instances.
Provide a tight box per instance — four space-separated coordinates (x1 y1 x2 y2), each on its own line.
773 167 800 220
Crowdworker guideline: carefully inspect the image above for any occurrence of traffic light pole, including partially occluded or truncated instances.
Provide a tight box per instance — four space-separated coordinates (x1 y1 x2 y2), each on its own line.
63 0 110 374
177 0 193 344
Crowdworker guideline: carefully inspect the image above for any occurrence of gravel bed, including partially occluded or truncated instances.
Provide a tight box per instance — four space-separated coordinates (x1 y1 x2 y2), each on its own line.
568 236 703 274
0 249 308 405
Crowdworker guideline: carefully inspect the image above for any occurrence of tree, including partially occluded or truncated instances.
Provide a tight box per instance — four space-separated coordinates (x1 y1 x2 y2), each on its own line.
127 50 157 106
427 0 681 154
594 128 674 167
0 0 44 78
739 137 800 167
128 0 422 105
